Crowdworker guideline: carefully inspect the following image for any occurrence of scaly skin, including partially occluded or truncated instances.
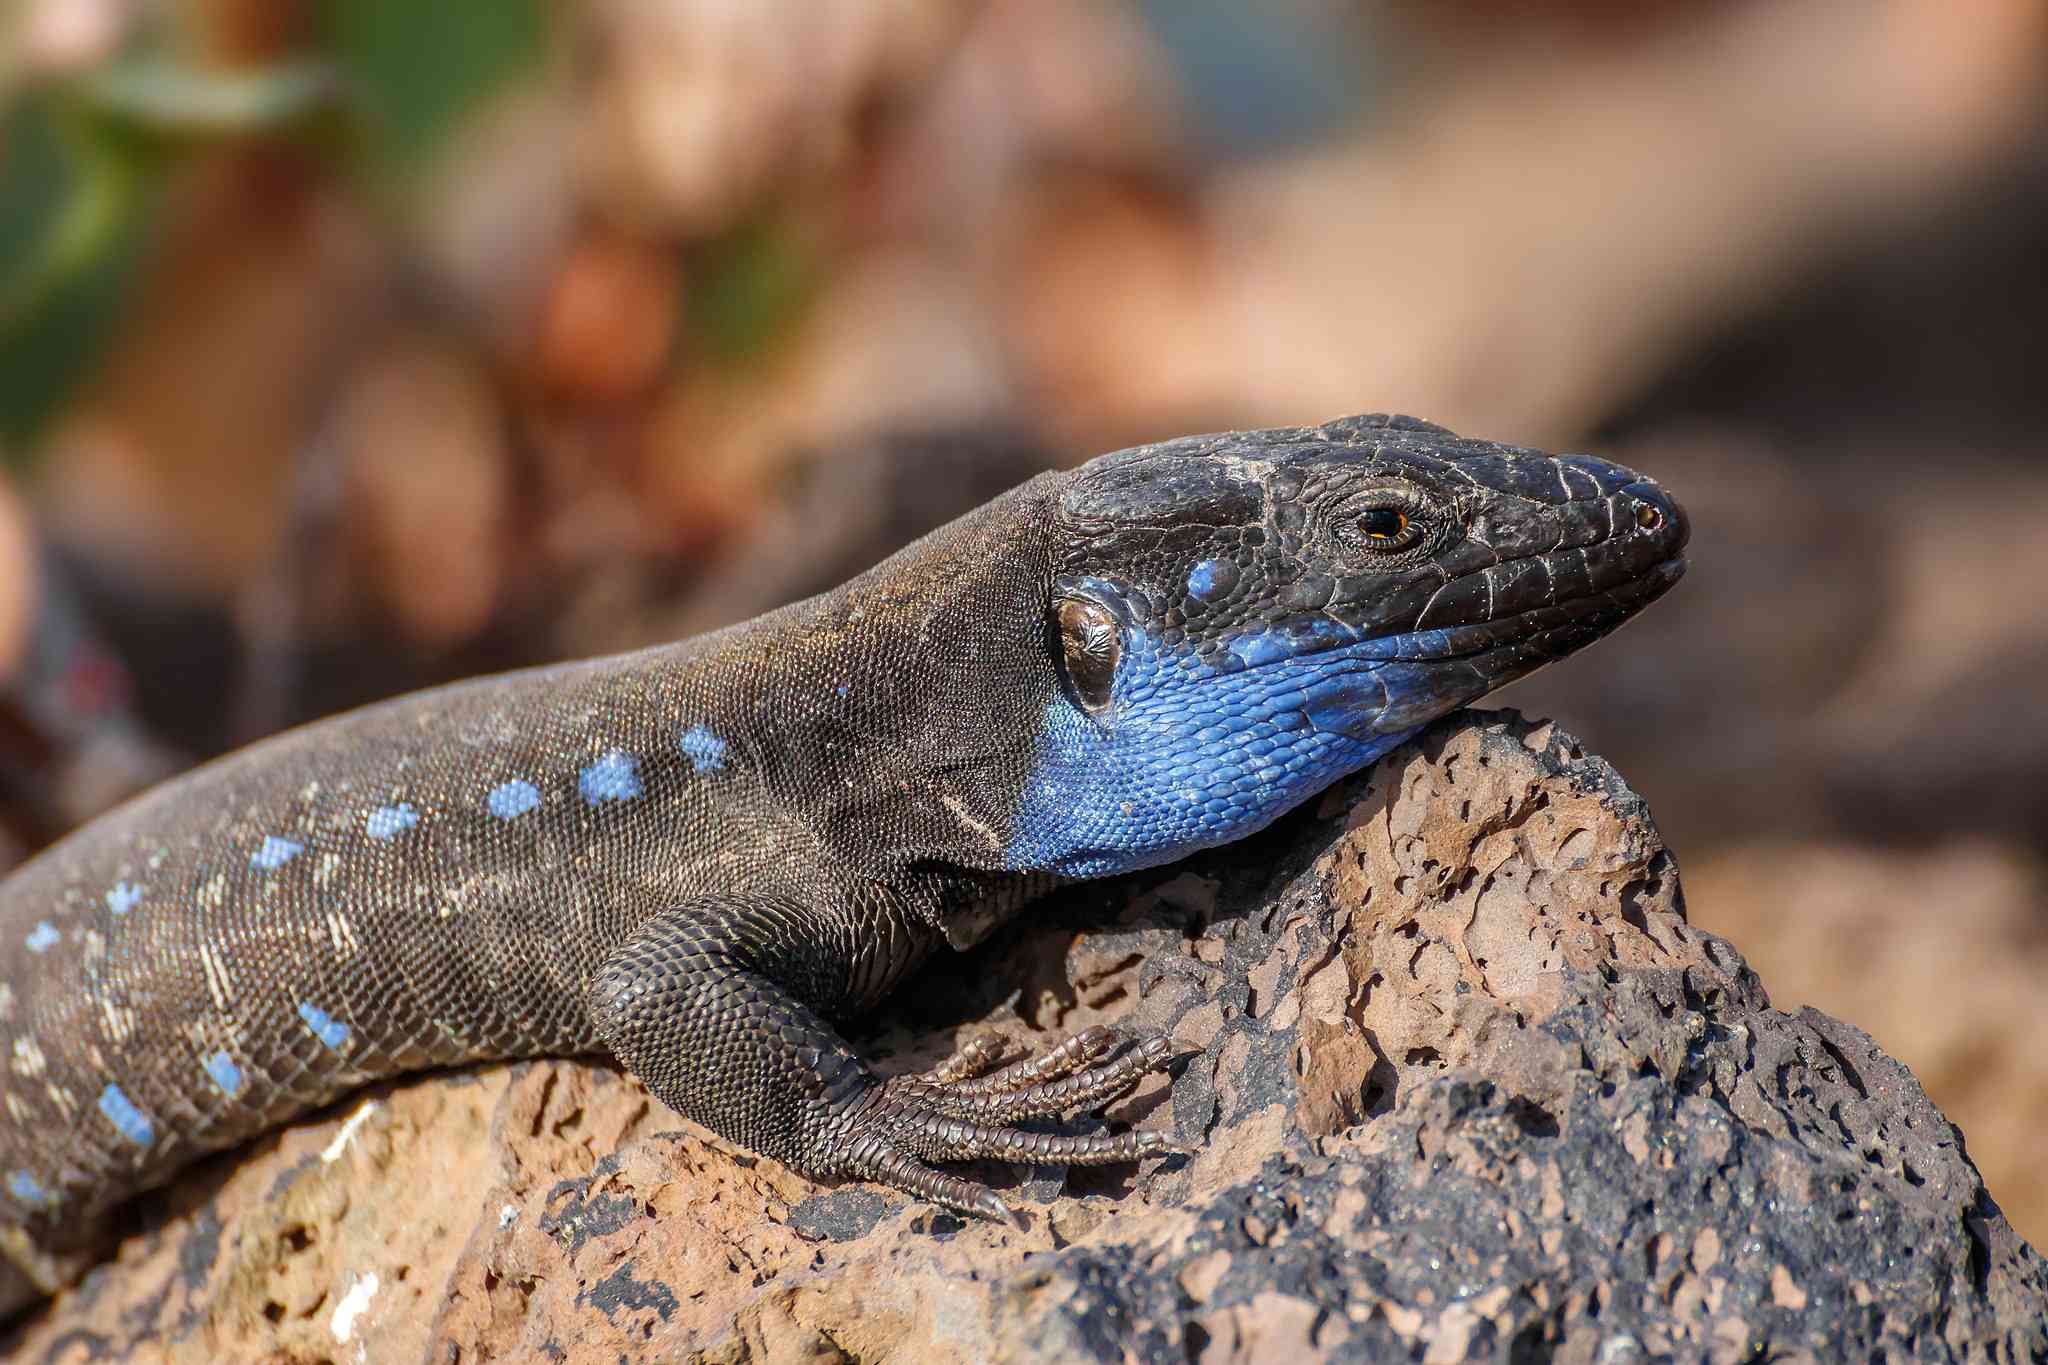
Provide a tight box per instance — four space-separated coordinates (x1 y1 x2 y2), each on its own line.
0 414 1687 1303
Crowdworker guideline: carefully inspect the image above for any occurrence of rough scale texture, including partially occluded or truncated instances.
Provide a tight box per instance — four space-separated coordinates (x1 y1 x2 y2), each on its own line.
0 414 1690 1315
4 712 2039 1362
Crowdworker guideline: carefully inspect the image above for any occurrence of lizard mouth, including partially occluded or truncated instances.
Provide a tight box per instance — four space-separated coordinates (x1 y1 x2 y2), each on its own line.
1204 554 1686 742
1223 554 1686 672
1356 553 1687 663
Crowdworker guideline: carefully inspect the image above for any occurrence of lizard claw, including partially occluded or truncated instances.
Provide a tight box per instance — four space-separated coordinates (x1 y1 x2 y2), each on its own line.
818 1026 1185 1224
970 1188 1028 1231
1143 1132 1199 1159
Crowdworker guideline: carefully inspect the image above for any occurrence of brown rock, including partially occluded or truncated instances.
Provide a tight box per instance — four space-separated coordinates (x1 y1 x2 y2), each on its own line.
1685 840 2048 1249
6 712 2043 1361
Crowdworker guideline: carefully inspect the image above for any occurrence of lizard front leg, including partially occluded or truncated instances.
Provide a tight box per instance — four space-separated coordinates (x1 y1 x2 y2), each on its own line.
585 896 1181 1223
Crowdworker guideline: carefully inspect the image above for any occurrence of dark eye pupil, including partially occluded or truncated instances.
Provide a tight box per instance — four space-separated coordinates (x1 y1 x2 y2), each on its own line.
1359 508 1407 541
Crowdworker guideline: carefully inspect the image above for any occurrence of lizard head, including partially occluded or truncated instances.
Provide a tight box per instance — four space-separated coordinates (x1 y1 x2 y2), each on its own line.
1013 413 1687 877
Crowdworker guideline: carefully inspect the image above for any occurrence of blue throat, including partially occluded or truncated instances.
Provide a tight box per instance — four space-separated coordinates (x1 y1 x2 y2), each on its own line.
1005 600 1447 879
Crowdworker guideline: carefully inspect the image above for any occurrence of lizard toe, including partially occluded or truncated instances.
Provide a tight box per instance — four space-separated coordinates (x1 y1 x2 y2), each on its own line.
922 1024 1122 1097
916 1034 1011 1086
839 1138 1029 1227
958 1034 1174 1122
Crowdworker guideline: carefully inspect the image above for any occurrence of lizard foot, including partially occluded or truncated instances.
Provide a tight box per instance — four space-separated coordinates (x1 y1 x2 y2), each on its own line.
822 1028 1186 1227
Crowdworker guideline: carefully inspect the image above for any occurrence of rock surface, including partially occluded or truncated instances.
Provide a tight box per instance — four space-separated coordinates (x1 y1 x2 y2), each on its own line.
5 711 2043 1362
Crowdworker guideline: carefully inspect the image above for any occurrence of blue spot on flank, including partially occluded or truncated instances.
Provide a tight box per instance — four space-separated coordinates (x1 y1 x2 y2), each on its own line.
365 803 420 841
835 684 850 697
579 751 642 805
678 725 727 773
203 1051 244 1096
487 780 541 820
7 1171 51 1209
105 882 144 916
97 1083 154 1146
24 922 58 953
1186 560 1223 599
251 836 304 870
297 1003 352 1051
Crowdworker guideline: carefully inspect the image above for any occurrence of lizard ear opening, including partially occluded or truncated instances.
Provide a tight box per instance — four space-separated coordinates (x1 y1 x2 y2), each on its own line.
1054 597 1121 714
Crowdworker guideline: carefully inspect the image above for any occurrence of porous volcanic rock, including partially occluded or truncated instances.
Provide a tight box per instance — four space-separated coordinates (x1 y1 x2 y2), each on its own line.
5 711 2043 1362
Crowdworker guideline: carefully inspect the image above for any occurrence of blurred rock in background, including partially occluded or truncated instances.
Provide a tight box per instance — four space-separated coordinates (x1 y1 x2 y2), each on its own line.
1 0 2043 1241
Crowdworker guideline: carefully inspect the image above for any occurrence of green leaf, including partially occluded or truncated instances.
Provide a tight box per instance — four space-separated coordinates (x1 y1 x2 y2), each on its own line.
0 95 155 459
319 0 550 174
691 218 820 366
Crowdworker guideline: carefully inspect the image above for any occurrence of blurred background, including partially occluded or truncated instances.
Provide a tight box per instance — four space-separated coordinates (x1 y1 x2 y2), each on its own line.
1 0 2043 1239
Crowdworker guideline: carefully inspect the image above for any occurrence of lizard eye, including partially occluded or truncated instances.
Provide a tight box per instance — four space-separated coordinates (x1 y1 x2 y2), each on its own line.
1357 508 1409 542
1055 598 1121 713
1337 497 1428 555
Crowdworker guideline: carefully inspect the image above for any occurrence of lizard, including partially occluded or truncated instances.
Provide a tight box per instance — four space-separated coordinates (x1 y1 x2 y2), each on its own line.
0 413 1687 1310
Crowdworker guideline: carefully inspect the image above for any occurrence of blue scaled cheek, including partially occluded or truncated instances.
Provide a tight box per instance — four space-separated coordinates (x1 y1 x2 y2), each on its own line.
1005 625 1420 879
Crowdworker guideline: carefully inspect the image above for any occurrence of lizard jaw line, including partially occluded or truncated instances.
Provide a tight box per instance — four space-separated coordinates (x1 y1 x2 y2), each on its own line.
1228 554 1687 671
